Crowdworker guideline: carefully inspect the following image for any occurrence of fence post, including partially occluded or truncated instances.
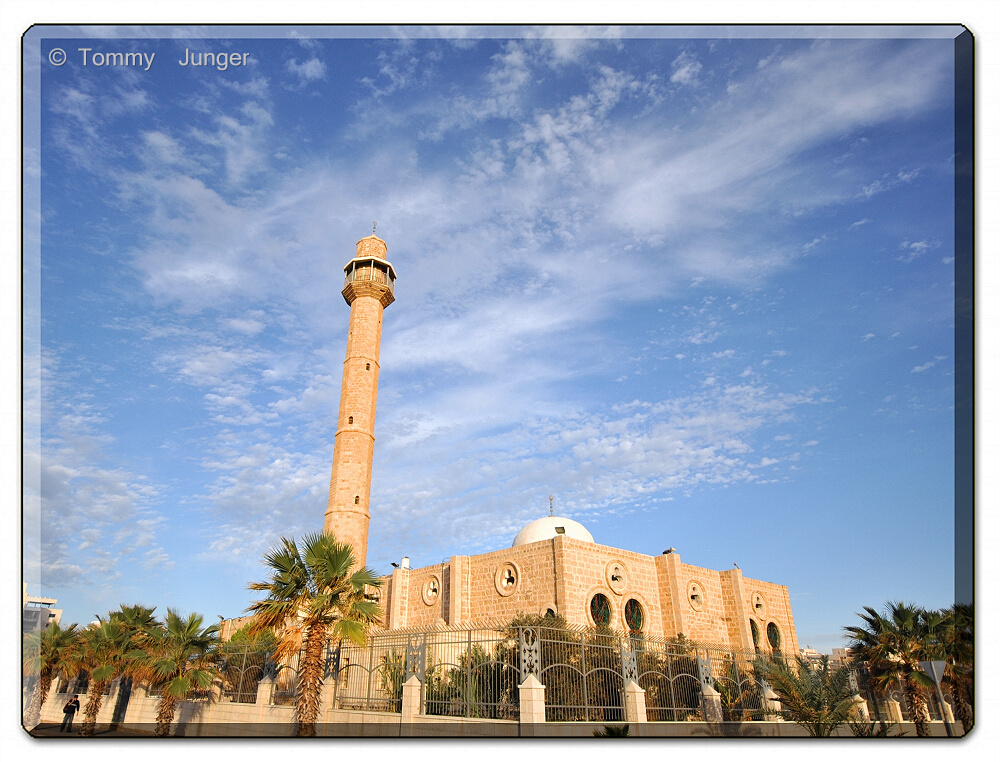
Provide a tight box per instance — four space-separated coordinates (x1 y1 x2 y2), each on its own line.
623 680 647 726
400 674 422 737
519 673 546 735
255 676 274 706
885 698 904 724
701 683 724 723
762 683 783 721
850 694 870 723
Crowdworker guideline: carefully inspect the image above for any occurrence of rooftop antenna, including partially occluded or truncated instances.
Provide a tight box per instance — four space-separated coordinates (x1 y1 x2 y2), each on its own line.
373 220 377 235
548 495 554 517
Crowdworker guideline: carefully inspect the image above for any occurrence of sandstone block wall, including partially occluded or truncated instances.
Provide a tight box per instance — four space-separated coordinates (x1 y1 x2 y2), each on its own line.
381 539 798 653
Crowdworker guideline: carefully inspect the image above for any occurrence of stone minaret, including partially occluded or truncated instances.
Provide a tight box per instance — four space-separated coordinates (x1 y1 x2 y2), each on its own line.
324 233 396 567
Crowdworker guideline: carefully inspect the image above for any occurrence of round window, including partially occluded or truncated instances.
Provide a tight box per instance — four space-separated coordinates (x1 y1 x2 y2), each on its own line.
624 599 644 635
590 593 612 627
494 562 521 597
606 560 628 595
688 581 705 611
421 576 440 606
767 622 781 651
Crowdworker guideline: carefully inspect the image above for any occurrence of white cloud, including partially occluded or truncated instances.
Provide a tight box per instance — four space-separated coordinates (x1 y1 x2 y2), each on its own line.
670 51 703 86
286 56 326 82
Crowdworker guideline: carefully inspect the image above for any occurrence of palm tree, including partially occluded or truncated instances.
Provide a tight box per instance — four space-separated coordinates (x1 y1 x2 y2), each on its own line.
246 533 382 736
844 601 935 737
23 621 81 727
929 603 974 733
107 604 159 729
758 655 857 736
76 617 125 735
144 610 220 736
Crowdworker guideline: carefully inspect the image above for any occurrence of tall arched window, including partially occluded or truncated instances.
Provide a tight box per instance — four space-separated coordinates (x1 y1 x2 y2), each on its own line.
767 622 781 653
625 599 644 636
590 593 612 627
750 619 761 652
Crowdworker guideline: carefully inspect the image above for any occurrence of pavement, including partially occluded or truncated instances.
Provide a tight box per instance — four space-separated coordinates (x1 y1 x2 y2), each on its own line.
25 721 156 738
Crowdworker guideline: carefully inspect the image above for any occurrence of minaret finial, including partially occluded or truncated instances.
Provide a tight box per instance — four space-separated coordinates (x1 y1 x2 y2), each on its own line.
548 495 554 516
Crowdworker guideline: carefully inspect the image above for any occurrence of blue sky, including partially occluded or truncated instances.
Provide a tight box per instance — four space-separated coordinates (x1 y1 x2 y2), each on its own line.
23 25 964 652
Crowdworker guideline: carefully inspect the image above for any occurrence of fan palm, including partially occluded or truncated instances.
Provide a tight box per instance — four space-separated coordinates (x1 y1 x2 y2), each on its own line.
107 604 159 729
22 621 81 728
246 533 382 737
76 617 126 735
759 655 857 736
844 601 935 736
144 610 220 736
930 603 974 733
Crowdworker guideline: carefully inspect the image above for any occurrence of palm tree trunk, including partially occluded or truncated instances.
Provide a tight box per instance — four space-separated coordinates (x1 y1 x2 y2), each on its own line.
79 679 109 736
295 627 327 737
903 684 930 737
24 681 42 728
155 695 176 737
951 685 973 734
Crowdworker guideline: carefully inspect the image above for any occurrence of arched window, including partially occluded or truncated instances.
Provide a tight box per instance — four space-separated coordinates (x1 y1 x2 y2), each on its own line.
767 622 781 652
625 599 644 635
590 593 612 627
750 619 761 652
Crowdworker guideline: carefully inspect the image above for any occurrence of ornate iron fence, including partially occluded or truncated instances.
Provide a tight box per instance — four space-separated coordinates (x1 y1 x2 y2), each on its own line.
217 643 271 703
209 625 970 727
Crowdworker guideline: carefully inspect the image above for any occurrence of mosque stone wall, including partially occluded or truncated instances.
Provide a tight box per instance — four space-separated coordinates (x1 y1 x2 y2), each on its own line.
380 532 799 654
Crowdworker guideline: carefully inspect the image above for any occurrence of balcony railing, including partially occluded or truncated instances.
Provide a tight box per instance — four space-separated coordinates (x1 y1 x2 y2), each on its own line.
344 262 395 294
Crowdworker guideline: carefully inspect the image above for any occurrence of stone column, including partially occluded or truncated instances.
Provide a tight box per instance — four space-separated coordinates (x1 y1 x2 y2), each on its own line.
255 676 274 706
623 680 647 725
850 694 870 723
701 683 724 723
519 674 546 735
763 684 784 721
941 698 955 724
400 674 422 737
885 698 904 724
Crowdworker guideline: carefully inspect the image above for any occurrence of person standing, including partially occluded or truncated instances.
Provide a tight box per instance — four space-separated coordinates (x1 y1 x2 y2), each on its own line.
60 694 80 733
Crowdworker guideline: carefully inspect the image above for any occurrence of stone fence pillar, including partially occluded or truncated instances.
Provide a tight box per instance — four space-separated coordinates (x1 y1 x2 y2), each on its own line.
885 698 904 724
400 674 422 737
763 685 783 721
701 683 724 723
519 673 546 736
940 698 955 724
850 694 870 723
623 680 647 724
255 676 274 706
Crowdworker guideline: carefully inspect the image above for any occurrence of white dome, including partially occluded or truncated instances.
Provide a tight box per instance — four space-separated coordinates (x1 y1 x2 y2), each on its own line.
512 516 595 547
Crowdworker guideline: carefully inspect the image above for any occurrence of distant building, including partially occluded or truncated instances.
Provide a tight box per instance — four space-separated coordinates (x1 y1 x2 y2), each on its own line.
22 583 62 633
830 647 854 670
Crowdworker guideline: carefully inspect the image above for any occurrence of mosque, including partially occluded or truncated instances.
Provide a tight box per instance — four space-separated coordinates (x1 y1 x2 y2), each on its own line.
322 233 799 654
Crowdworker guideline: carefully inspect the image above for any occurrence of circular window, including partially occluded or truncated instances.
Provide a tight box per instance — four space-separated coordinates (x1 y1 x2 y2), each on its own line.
751 592 766 618
590 593 612 627
624 599 644 635
421 576 440 606
750 619 761 652
494 561 520 597
767 622 781 651
687 581 705 611
606 560 628 595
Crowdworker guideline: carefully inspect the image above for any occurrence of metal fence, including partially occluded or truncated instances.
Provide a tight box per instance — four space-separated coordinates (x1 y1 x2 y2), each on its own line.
170 624 964 726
